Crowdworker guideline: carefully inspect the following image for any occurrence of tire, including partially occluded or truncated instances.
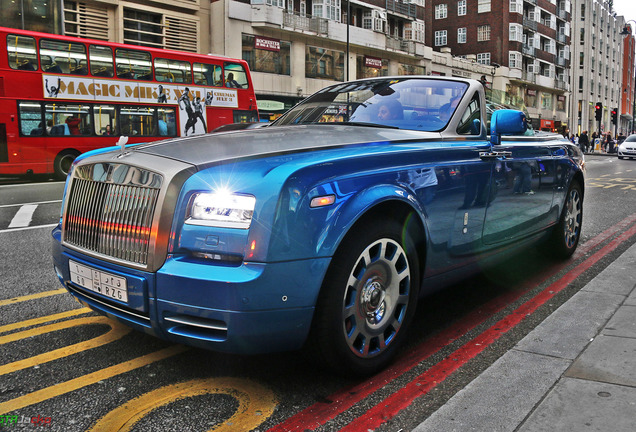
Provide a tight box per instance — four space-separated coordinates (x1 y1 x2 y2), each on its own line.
548 181 583 259
53 150 79 180
618 156 624 159
309 217 420 376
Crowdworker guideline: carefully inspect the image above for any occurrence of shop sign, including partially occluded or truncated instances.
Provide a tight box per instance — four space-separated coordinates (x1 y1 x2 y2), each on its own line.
255 36 280 52
257 100 286 111
364 56 383 69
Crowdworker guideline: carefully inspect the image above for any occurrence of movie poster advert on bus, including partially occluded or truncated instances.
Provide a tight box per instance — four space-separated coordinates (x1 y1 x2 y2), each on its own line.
42 75 239 136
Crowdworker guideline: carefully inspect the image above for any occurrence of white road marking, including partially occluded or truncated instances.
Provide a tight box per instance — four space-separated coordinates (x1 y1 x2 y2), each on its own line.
0 200 61 209
8 204 38 228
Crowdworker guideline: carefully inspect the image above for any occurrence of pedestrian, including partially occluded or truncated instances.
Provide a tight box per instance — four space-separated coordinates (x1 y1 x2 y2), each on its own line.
579 130 589 153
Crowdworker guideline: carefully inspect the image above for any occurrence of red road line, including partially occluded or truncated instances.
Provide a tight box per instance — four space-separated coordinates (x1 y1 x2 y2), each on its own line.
343 219 636 431
270 213 636 432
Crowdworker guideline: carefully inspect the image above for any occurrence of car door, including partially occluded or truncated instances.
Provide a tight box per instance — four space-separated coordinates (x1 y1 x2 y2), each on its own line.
482 141 556 245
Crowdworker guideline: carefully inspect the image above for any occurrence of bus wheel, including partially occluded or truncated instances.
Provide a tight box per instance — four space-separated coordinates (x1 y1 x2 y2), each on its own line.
54 150 79 180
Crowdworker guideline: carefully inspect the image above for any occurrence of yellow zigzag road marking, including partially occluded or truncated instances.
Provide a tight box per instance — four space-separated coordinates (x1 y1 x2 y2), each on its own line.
0 289 66 307
88 377 277 432
0 308 91 334
0 316 131 376
0 345 188 414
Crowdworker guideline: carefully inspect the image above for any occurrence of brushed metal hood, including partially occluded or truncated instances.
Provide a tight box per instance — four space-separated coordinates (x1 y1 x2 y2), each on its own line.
132 124 438 168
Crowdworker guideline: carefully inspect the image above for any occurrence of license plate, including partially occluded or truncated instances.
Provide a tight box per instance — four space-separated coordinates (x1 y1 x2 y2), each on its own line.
69 260 128 303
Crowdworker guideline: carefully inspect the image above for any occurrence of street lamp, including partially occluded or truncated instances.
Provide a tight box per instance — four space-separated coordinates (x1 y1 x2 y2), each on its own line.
620 21 636 135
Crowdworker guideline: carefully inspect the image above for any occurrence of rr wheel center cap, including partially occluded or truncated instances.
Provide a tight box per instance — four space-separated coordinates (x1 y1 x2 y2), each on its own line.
361 280 387 324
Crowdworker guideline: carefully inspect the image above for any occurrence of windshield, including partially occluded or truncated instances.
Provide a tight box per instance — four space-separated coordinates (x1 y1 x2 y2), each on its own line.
275 78 469 132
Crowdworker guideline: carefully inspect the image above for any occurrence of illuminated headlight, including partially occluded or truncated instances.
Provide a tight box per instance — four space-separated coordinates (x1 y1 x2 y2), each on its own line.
187 192 256 229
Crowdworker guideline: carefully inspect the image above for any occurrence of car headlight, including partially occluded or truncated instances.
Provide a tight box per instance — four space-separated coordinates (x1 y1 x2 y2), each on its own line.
187 192 256 229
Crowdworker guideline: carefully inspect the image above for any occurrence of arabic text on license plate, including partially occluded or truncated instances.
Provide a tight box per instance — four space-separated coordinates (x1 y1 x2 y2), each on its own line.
69 260 128 303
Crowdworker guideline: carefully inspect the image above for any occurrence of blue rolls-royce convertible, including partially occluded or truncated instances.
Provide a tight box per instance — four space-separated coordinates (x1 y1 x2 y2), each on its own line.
52 77 584 375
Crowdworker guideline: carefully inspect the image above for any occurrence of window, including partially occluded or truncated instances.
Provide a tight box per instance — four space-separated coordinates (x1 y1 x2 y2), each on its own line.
476 52 490 64
313 0 340 21
510 0 522 13
457 94 481 135
435 4 448 19
435 30 448 46
478 0 491 13
90 45 114 77
224 63 250 89
40 39 88 75
242 34 291 76
93 105 118 136
119 106 155 137
457 0 466 16
509 51 522 69
123 8 163 48
193 63 223 86
578 76 583 92
115 48 152 80
7 34 38 71
154 58 192 84
477 25 491 41
266 0 284 6
541 93 552 110
305 46 345 81
398 63 425 75
458 28 467 44
509 24 523 42
44 104 92 136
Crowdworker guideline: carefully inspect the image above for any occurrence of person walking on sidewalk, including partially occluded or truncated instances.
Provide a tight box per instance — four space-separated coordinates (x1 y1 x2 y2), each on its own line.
579 130 589 153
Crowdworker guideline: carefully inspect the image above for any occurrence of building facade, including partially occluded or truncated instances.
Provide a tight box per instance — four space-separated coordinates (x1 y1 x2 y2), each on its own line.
570 0 627 138
620 23 635 135
426 0 572 133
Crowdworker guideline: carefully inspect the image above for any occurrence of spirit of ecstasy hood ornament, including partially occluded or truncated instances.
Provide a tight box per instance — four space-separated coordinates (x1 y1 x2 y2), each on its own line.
117 136 129 157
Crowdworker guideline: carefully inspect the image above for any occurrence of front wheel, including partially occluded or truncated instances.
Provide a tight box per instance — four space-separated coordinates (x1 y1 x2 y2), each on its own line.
548 181 583 259
309 218 420 376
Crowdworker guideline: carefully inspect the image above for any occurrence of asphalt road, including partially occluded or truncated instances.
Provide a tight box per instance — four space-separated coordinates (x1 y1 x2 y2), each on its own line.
0 154 635 431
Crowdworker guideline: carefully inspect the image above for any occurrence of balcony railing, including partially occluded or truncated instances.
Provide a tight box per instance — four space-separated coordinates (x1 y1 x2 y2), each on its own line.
282 11 328 35
522 71 537 83
555 80 568 90
523 18 538 31
557 56 567 67
522 44 536 56
557 33 566 43
386 36 415 54
385 0 417 18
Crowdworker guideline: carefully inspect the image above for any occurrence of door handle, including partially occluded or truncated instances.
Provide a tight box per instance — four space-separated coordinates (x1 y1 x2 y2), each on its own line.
480 151 512 160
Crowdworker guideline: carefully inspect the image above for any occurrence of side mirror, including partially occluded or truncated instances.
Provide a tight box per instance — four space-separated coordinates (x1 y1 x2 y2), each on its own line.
490 109 527 145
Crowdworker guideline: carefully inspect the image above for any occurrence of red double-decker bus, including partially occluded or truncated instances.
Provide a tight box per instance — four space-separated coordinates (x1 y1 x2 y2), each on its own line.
0 26 259 179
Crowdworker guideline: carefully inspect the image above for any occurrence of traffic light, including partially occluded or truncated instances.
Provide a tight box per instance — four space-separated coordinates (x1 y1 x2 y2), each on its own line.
595 102 603 121
611 108 618 124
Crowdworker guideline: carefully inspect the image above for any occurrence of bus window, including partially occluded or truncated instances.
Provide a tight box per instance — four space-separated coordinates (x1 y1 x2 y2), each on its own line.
7 35 38 71
90 45 114 78
224 63 249 89
157 107 177 136
119 106 154 136
44 104 92 136
19 102 43 136
155 58 192 84
193 63 222 86
93 105 118 136
115 49 152 80
40 39 88 75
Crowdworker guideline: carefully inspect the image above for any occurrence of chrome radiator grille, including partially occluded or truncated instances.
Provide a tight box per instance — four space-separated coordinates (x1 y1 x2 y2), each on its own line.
63 165 162 266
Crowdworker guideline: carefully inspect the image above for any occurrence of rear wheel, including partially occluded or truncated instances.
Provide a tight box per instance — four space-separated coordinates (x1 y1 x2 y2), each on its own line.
548 181 583 259
309 218 420 376
53 150 79 180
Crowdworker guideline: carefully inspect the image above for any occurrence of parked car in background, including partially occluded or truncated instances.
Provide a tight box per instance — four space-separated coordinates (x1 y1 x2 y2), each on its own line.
52 76 585 375
617 134 636 159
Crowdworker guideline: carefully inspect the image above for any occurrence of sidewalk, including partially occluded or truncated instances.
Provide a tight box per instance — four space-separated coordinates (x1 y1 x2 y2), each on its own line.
415 242 636 432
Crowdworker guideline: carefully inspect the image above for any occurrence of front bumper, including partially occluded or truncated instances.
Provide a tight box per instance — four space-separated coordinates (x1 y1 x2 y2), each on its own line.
52 227 331 354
